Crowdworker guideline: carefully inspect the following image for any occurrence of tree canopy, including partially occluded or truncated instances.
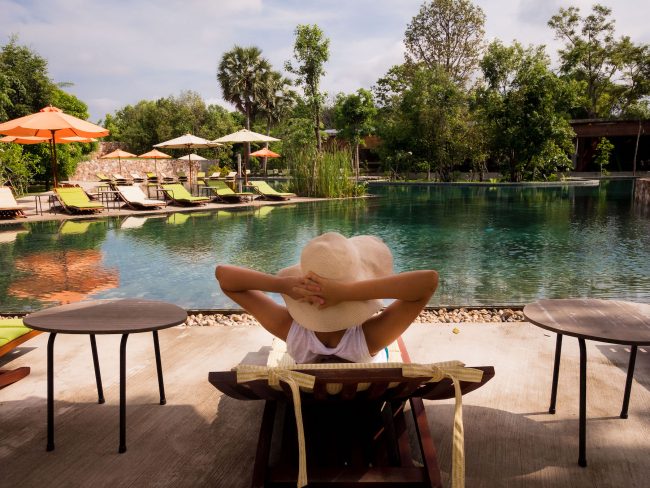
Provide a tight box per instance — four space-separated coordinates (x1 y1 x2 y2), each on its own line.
404 0 486 85
285 24 330 151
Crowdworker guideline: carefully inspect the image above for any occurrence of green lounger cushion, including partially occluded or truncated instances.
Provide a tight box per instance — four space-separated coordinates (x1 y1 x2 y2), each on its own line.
0 319 32 348
207 180 254 197
55 187 104 209
161 184 210 203
249 181 295 197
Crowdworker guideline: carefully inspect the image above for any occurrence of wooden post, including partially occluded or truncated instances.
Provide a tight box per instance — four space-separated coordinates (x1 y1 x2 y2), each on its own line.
633 120 642 176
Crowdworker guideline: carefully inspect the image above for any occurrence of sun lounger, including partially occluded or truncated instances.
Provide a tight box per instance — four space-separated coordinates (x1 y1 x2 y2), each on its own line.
0 187 27 219
130 173 145 182
160 173 176 183
248 180 296 201
146 172 159 183
160 183 210 206
208 172 220 180
116 185 167 209
112 174 132 185
209 337 495 488
220 171 237 180
177 171 188 182
205 180 255 203
0 318 40 388
96 173 113 183
54 187 104 214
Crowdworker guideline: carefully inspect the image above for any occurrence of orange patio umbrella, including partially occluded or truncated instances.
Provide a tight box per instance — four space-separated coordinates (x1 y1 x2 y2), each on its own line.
0 135 97 144
0 106 109 187
100 149 137 174
250 147 280 158
138 148 172 174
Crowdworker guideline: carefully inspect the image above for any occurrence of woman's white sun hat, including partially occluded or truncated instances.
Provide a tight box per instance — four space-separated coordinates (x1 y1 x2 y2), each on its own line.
278 232 394 332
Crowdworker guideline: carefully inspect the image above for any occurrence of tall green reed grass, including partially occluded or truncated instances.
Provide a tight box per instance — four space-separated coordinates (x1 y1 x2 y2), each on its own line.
284 147 366 198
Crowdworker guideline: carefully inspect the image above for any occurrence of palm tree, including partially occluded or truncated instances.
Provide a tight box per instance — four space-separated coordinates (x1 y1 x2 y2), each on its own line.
256 70 296 173
217 46 271 171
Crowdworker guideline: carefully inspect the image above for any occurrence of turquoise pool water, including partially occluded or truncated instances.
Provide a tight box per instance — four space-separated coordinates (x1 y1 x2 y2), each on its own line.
1 180 649 312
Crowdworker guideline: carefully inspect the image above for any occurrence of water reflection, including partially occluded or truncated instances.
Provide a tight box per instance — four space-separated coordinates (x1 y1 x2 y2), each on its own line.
1 180 650 312
0 220 119 310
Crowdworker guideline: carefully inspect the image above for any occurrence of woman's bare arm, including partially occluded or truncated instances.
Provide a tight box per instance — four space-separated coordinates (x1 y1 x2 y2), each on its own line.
215 265 296 340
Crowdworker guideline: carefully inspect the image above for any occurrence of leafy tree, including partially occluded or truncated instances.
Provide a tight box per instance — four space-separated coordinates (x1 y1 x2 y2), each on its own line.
0 37 96 187
0 142 39 195
374 64 479 181
256 70 296 173
475 41 577 181
217 46 272 172
333 89 377 180
285 24 330 152
594 137 614 174
548 3 650 118
102 91 238 161
217 46 271 130
404 0 486 85
0 35 52 119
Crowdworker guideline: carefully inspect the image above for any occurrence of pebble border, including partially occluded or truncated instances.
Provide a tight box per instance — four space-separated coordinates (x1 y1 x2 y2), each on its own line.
183 307 526 327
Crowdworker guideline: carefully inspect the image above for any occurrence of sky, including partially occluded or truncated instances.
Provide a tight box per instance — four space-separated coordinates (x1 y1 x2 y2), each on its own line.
2 0 649 122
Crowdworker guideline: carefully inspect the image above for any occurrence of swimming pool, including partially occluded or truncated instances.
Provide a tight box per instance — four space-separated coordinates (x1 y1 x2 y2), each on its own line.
2 180 649 312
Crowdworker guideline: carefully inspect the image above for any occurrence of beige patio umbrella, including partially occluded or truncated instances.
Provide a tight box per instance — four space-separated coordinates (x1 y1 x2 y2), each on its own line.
138 148 172 175
100 149 137 174
176 153 206 176
0 105 109 187
212 129 280 183
154 133 215 184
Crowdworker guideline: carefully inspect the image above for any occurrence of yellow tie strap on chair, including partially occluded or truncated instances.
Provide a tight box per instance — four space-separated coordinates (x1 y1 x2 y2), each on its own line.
210 339 494 488
234 361 484 488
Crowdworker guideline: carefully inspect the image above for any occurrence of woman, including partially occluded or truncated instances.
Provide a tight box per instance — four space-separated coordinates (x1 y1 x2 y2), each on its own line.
215 232 438 363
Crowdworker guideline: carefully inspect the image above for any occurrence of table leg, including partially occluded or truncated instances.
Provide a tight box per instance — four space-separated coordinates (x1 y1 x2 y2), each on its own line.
549 333 563 414
89 334 105 404
620 344 638 419
47 332 57 451
119 333 129 453
578 337 587 467
152 330 166 405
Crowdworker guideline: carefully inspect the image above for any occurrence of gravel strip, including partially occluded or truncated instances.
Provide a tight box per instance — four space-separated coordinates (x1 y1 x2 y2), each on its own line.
183 308 525 327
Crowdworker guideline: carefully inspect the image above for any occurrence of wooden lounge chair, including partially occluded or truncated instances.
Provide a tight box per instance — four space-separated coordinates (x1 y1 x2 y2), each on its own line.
205 180 255 203
146 172 159 183
96 173 113 183
0 187 27 219
112 174 132 185
54 187 104 214
248 180 296 201
161 183 210 206
130 173 145 183
160 173 176 183
208 172 221 180
209 338 494 488
220 171 237 180
0 318 40 388
116 185 167 209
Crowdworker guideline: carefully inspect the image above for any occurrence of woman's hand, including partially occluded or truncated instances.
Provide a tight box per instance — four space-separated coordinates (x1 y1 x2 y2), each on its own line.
292 272 350 309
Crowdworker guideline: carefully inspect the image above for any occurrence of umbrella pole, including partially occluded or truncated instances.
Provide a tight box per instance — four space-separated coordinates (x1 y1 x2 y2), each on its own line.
50 130 59 188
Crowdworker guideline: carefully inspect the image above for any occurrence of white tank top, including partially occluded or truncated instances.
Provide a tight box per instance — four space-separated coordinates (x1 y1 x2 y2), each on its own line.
286 321 388 364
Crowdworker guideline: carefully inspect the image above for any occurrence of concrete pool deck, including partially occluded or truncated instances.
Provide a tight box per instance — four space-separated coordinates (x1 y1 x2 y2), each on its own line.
2 321 649 487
